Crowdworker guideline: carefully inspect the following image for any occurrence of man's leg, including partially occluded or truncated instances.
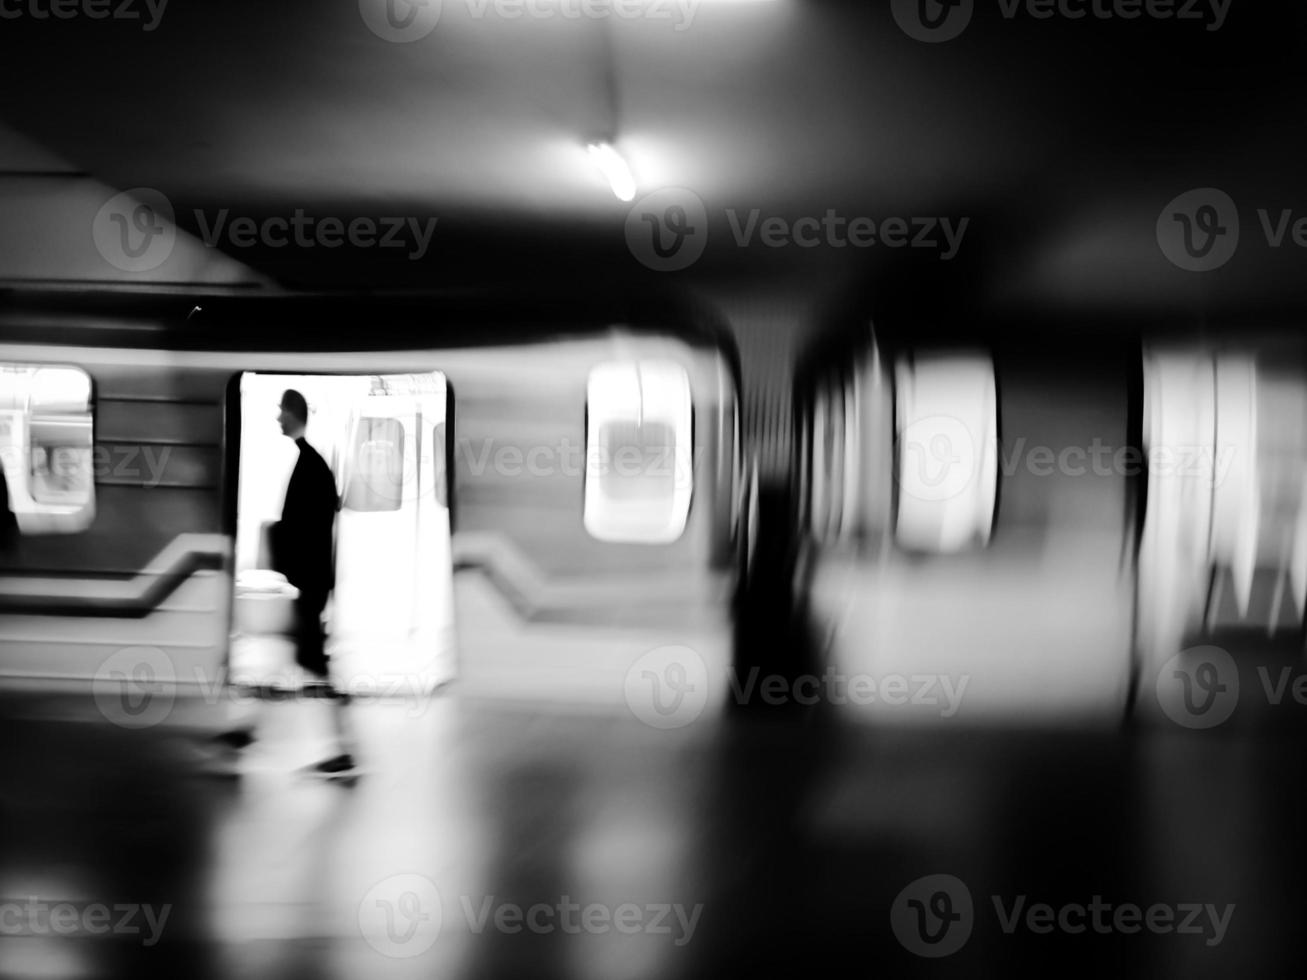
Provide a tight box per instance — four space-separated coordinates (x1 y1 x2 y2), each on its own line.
199 657 260 776
296 588 357 772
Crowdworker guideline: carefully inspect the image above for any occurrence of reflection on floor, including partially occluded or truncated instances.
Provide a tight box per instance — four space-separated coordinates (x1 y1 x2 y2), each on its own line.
1 685 1305 980
228 630 456 699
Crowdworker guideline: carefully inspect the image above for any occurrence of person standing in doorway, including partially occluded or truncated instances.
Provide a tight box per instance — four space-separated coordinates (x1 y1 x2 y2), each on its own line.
214 389 357 778
270 389 357 775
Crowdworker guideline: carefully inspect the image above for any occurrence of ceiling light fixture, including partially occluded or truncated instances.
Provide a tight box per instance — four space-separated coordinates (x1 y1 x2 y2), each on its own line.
587 142 636 202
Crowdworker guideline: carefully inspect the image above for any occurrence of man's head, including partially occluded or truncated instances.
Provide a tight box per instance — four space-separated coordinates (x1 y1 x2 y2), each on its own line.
278 389 309 439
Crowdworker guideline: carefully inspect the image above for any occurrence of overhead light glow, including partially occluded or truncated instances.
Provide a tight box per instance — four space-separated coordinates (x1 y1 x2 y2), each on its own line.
587 142 636 202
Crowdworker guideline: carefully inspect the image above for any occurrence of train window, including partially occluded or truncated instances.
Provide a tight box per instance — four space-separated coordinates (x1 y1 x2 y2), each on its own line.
0 364 95 534
894 353 997 554
1137 348 1220 649
1209 354 1259 620
584 360 692 544
343 417 405 512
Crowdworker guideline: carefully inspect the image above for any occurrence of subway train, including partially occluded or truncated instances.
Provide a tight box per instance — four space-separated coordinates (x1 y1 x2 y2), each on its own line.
0 298 744 715
794 327 1307 725
8 293 1305 727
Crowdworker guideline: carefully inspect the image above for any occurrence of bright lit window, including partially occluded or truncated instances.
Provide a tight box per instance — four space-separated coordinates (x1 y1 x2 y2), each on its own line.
0 364 95 534
343 417 405 512
584 360 692 544
1209 354 1259 619
894 353 998 553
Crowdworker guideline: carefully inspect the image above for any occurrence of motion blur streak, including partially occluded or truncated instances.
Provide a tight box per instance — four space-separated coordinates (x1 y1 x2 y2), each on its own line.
798 334 1135 725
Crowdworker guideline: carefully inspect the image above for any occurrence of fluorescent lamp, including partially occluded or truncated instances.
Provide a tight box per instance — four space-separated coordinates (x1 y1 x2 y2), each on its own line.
587 142 636 202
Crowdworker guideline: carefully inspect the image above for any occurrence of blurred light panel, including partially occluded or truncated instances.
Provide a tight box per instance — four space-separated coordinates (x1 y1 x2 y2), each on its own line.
894 353 998 554
584 360 692 544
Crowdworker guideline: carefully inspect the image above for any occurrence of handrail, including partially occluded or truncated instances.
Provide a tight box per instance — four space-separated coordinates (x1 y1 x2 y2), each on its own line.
0 533 230 617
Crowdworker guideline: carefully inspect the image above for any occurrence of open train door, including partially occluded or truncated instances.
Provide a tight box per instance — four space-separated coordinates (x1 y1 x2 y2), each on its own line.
231 371 456 701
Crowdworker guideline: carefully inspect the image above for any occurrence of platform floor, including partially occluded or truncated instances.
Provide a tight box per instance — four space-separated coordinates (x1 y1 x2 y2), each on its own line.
1 684 1305 979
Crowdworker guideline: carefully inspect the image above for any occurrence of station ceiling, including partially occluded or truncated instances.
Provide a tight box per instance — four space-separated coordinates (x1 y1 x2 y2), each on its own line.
0 0 1304 325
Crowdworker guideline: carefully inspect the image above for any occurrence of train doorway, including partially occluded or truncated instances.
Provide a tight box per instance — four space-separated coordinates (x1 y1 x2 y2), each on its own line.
230 371 454 700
